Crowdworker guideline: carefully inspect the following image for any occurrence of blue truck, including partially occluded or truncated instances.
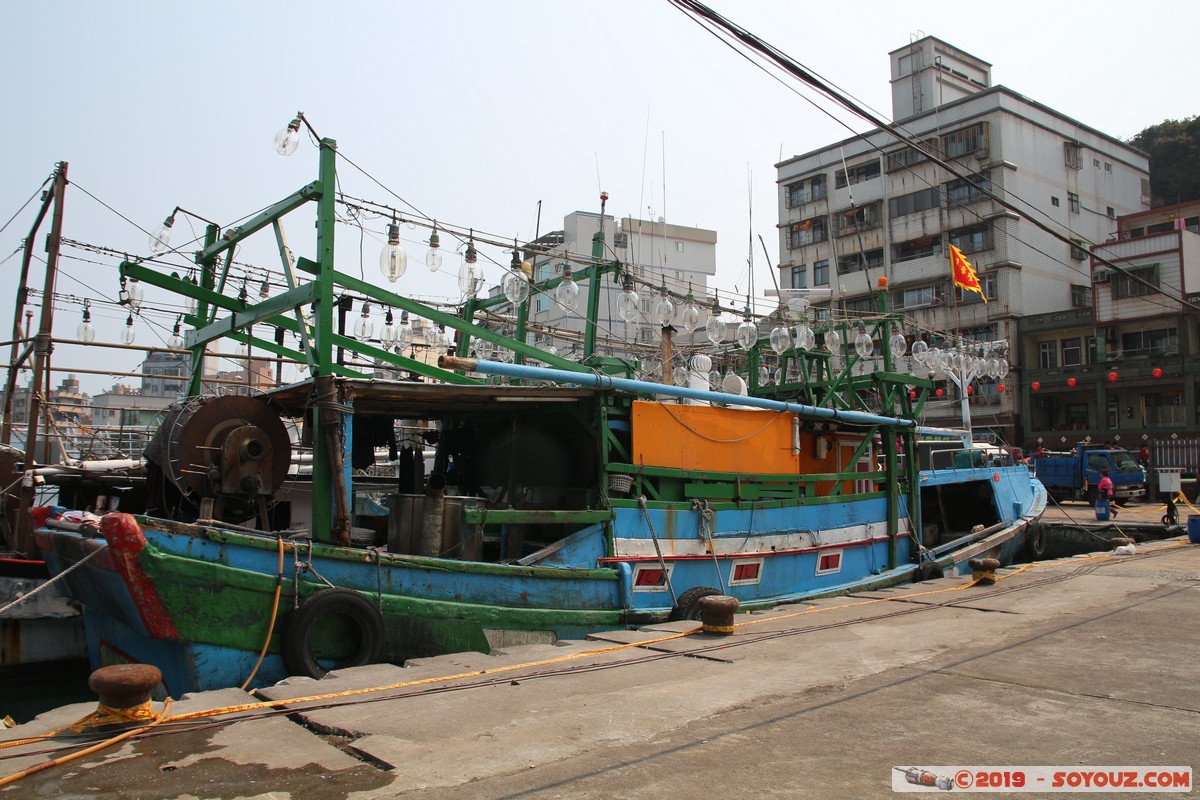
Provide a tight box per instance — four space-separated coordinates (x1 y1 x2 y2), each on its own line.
1033 445 1147 503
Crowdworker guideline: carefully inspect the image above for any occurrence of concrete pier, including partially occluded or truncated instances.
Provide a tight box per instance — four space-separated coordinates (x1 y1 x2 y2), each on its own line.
2 535 1197 798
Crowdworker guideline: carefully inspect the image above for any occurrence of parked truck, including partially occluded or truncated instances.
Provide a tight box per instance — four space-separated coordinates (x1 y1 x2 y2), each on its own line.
1032 445 1147 503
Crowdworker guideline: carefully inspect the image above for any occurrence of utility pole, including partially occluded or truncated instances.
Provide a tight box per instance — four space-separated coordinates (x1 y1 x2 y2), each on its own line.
13 163 68 556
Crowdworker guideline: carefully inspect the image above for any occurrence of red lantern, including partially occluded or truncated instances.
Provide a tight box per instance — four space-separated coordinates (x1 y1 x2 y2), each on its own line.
1067 377 1077 387
967 385 974 395
1108 371 1118 382
935 388 944 397
1153 367 1163 378
997 384 1006 393
909 390 917 400
1031 381 1040 391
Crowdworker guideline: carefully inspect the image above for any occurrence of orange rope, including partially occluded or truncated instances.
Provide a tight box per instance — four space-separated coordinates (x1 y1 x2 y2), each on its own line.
0 699 172 788
240 534 285 691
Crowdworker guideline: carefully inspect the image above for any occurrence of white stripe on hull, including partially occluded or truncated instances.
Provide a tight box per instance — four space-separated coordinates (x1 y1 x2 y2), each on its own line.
612 518 910 558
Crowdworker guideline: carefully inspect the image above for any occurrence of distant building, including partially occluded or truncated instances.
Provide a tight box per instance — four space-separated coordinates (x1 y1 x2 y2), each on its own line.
1021 200 1200 449
775 35 1150 444
516 211 717 364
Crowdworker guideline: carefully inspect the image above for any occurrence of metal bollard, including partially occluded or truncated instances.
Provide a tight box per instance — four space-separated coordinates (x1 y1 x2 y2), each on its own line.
86 664 162 723
968 557 1000 585
698 594 739 634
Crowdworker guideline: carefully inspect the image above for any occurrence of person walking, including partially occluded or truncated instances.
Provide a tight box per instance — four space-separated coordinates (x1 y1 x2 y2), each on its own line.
1097 468 1116 519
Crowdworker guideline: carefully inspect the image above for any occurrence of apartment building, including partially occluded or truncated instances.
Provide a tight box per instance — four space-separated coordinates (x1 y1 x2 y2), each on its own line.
775 36 1149 444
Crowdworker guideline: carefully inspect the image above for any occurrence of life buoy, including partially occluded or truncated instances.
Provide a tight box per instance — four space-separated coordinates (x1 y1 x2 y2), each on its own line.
668 586 722 621
283 588 385 679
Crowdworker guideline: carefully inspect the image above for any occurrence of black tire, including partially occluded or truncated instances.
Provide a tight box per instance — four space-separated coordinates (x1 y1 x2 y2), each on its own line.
668 586 722 621
1024 525 1046 560
283 588 385 679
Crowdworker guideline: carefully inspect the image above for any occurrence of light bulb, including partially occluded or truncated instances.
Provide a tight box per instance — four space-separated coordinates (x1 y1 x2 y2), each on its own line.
997 358 1010 379
705 313 727 345
120 315 135 345
149 213 174 253
889 330 908 357
681 301 701 332
425 228 443 272
398 314 414 349
708 370 721 389
459 237 481 296
911 339 929 363
672 365 688 386
926 347 943 371
825 329 841 356
379 222 407 282
77 308 95 343
503 268 530 304
381 310 396 347
259 278 270 299
354 304 374 340
617 279 640 322
737 318 758 350
758 365 770 386
769 325 792 354
795 323 815 351
167 318 185 350
128 278 143 310
854 328 874 358
556 267 579 311
274 118 301 156
653 288 674 326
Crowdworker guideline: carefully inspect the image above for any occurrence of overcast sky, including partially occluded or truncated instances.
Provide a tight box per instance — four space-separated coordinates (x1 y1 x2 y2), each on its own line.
1 0 1195 394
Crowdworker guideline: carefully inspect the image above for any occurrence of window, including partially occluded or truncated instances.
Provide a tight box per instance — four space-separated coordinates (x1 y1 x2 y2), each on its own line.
1070 238 1087 260
953 273 996 303
942 123 987 158
837 249 884 274
889 187 940 218
843 295 874 313
613 232 629 248
944 172 992 207
894 235 941 262
1104 162 1112 173
1051 196 1060 207
836 201 882 234
1068 193 1080 213
675 241 685 253
812 260 830 286
786 181 807 207
1121 327 1177 357
789 266 807 289
948 223 993 255
897 285 936 309
1106 207 1115 219
1038 341 1058 369
1070 284 1092 308
788 217 827 248
810 175 826 201
1064 141 1083 169
1064 403 1089 428
885 139 936 172
1093 158 1101 168
1146 392 1184 428
1061 337 1082 367
834 159 881 188
1086 335 1098 365
1113 265 1159 300
637 325 655 343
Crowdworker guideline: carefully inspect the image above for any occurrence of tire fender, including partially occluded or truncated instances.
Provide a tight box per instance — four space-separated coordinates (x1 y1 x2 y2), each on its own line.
668 586 722 621
283 588 385 679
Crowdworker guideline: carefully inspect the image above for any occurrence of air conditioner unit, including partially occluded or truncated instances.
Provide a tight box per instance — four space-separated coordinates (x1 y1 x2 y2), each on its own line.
1093 270 1110 283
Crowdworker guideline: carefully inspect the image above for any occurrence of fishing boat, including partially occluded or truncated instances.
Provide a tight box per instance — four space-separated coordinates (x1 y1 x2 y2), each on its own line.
33 128 1046 697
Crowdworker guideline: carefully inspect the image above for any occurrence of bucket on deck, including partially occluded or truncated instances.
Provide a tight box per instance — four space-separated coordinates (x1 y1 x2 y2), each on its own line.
1095 500 1111 522
1187 515 1200 544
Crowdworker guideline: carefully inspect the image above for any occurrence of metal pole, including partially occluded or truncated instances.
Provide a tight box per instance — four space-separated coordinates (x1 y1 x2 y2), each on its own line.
13 164 68 555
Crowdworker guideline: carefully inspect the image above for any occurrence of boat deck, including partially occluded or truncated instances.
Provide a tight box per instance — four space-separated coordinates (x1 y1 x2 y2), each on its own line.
4 536 1197 798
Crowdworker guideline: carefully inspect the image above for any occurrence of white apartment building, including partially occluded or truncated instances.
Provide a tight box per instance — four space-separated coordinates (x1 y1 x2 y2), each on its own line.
775 36 1150 443
524 211 717 359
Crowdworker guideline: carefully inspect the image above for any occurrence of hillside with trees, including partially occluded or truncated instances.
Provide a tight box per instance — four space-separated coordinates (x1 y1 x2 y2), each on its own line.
1130 116 1200 207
